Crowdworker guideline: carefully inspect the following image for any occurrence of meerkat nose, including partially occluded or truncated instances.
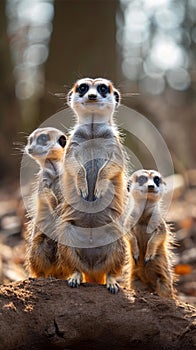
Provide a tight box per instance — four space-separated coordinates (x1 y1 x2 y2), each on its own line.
28 148 34 154
148 185 155 191
88 94 97 101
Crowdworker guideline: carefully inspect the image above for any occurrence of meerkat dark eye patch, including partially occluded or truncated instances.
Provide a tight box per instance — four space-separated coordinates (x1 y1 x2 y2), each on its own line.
153 176 161 187
76 83 89 96
97 84 110 97
137 175 148 186
37 134 50 145
58 135 67 148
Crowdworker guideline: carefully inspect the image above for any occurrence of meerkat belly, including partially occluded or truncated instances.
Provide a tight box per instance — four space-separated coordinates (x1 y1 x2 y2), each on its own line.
85 158 106 201
135 225 149 259
76 247 107 270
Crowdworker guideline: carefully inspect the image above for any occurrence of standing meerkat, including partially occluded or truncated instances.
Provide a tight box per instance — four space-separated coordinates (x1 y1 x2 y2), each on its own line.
58 77 129 293
25 127 67 278
126 169 175 298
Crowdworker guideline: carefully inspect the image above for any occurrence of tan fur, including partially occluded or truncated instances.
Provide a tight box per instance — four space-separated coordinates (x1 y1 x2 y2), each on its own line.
25 127 67 278
57 78 130 293
126 169 175 298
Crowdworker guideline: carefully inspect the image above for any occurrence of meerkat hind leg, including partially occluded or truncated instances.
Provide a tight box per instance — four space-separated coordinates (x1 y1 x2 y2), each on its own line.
156 277 174 298
28 233 58 278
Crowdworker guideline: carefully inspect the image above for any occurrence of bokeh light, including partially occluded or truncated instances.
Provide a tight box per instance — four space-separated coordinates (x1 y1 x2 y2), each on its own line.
118 0 194 94
6 0 54 100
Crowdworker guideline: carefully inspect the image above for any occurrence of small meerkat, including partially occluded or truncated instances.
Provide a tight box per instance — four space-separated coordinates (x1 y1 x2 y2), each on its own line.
126 169 175 298
58 77 129 293
25 127 67 278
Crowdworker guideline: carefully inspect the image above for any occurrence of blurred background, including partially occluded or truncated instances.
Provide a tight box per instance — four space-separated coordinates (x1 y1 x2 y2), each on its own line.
0 0 195 304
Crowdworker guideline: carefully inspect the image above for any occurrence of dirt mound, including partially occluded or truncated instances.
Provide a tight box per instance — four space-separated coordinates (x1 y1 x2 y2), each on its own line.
0 278 196 350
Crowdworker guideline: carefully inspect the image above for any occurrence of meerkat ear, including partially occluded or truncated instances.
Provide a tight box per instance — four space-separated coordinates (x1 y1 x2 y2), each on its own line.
113 89 121 108
67 90 73 106
163 180 167 188
58 135 67 148
127 179 132 192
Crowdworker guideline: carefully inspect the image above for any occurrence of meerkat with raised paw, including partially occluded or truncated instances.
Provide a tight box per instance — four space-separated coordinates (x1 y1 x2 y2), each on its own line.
126 169 175 298
25 127 67 278
58 78 129 293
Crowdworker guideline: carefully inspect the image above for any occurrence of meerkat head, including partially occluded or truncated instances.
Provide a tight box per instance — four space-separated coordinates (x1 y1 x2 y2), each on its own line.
128 169 166 203
67 78 120 122
25 127 67 167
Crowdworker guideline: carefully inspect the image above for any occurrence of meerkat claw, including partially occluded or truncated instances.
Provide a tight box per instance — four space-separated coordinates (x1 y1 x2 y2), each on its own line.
144 255 152 265
67 272 81 288
94 189 102 200
107 283 119 294
79 189 88 200
106 275 119 294
133 255 139 265
67 278 80 288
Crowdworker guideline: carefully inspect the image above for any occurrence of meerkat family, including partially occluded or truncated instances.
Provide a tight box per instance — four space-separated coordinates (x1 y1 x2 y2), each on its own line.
24 78 175 298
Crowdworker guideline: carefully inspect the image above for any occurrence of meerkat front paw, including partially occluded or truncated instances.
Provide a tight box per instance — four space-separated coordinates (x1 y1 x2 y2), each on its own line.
144 244 156 264
67 271 82 288
94 179 110 199
106 275 119 294
144 254 154 265
76 169 88 199
42 187 58 210
132 252 140 265
129 235 140 265
77 183 88 199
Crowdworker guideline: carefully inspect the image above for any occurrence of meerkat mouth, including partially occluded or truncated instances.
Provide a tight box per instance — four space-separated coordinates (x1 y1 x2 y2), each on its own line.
147 188 156 193
29 150 49 157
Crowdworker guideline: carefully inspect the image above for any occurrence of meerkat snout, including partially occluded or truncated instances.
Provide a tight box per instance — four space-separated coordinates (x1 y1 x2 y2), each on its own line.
88 94 97 101
148 184 155 192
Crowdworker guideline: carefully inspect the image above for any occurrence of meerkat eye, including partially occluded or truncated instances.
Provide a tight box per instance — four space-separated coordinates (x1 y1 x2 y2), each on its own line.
76 83 89 96
154 176 161 187
97 84 110 97
37 134 50 145
58 135 67 148
137 175 148 186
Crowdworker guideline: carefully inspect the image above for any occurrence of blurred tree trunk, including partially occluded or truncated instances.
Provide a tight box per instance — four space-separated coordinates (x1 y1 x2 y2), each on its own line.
0 0 21 182
40 0 119 120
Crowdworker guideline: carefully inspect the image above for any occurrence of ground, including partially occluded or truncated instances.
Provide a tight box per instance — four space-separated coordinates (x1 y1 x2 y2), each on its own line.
0 278 196 350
